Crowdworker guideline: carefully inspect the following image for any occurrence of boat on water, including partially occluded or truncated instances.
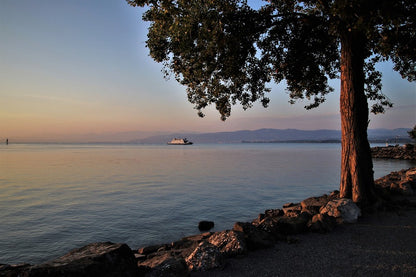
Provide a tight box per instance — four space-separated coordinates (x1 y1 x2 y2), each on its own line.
167 138 193 145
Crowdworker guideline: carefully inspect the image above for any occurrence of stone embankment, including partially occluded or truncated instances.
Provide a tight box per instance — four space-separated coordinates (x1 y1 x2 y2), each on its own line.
1 167 416 277
372 144 416 160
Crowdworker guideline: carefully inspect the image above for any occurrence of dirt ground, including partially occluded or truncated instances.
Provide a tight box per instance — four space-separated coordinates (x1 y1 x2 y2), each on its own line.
192 205 416 277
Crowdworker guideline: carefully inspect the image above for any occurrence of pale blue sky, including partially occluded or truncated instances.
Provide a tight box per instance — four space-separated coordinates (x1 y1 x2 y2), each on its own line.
1 0 415 141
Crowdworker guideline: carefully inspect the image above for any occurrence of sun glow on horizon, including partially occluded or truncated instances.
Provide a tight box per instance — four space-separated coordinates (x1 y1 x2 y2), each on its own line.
1 0 414 142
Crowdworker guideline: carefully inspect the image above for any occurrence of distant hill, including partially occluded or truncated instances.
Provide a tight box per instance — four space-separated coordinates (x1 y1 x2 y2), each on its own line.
132 128 412 144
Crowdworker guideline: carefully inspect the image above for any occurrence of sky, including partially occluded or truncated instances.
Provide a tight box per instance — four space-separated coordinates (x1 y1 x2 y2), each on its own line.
1 0 415 142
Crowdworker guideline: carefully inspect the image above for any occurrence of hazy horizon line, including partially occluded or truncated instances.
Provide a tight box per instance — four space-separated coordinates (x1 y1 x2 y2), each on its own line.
1 127 411 144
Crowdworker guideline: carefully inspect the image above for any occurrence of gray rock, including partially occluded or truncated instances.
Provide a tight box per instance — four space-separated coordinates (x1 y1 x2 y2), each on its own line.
185 241 223 271
320 198 361 223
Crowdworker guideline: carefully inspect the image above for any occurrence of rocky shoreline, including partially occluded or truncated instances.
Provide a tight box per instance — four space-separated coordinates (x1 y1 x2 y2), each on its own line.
371 144 416 160
1 167 416 277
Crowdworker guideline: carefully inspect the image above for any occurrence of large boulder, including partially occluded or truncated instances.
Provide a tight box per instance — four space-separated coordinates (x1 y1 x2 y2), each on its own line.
301 195 330 215
264 209 284 218
320 198 361 223
307 213 337 233
282 203 302 217
233 222 275 250
138 252 188 277
185 241 223 271
391 180 414 196
276 212 311 235
256 217 280 236
138 243 168 255
170 232 212 254
15 242 139 277
252 209 283 225
405 168 416 184
207 230 246 257
0 263 31 277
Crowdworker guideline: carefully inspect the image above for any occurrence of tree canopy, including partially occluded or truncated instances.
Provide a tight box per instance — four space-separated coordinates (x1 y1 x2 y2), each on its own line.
127 0 415 119
128 0 415 205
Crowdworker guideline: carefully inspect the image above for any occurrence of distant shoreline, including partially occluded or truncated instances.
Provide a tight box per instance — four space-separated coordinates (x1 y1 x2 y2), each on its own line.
3 140 413 145
242 139 413 144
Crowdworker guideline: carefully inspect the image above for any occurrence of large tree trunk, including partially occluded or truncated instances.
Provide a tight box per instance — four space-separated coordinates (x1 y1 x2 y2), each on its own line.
339 30 376 206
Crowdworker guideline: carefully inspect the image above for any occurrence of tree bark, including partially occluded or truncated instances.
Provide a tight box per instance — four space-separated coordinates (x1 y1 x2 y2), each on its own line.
339 30 376 206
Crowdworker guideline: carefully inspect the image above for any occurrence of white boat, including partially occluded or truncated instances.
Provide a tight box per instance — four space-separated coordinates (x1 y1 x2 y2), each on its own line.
167 138 193 145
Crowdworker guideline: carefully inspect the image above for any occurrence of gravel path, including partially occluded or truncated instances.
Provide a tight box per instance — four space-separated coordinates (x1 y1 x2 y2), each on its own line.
192 207 416 277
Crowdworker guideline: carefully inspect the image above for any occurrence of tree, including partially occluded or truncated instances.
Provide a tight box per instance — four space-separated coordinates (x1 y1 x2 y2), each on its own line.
127 0 416 206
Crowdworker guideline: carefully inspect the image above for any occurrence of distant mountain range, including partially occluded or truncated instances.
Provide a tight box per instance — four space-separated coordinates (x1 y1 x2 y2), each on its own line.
131 128 412 144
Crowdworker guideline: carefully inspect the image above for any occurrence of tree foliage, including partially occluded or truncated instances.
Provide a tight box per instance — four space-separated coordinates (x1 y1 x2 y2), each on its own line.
127 0 415 119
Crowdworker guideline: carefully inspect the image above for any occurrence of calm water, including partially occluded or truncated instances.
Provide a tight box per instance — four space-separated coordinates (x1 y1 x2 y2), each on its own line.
1 143 414 264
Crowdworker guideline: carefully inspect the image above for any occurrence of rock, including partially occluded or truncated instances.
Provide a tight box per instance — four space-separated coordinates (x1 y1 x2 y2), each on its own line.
180 232 212 243
170 239 197 254
375 168 416 195
138 243 168 255
198 221 215 231
172 232 212 250
390 180 414 196
308 213 337 233
282 202 296 208
282 203 302 217
185 241 223 271
276 212 311 235
139 252 171 268
405 168 416 186
139 252 188 277
371 146 416 160
256 217 279 234
404 143 414 150
264 209 284 218
329 190 340 199
207 230 247 257
233 222 275 250
0 263 31 277
320 198 361 223
24 242 139 277
134 253 146 260
398 180 414 196
301 195 329 215
256 217 287 241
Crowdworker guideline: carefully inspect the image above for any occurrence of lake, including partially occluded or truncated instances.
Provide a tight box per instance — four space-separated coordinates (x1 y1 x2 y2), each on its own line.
1 143 414 264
